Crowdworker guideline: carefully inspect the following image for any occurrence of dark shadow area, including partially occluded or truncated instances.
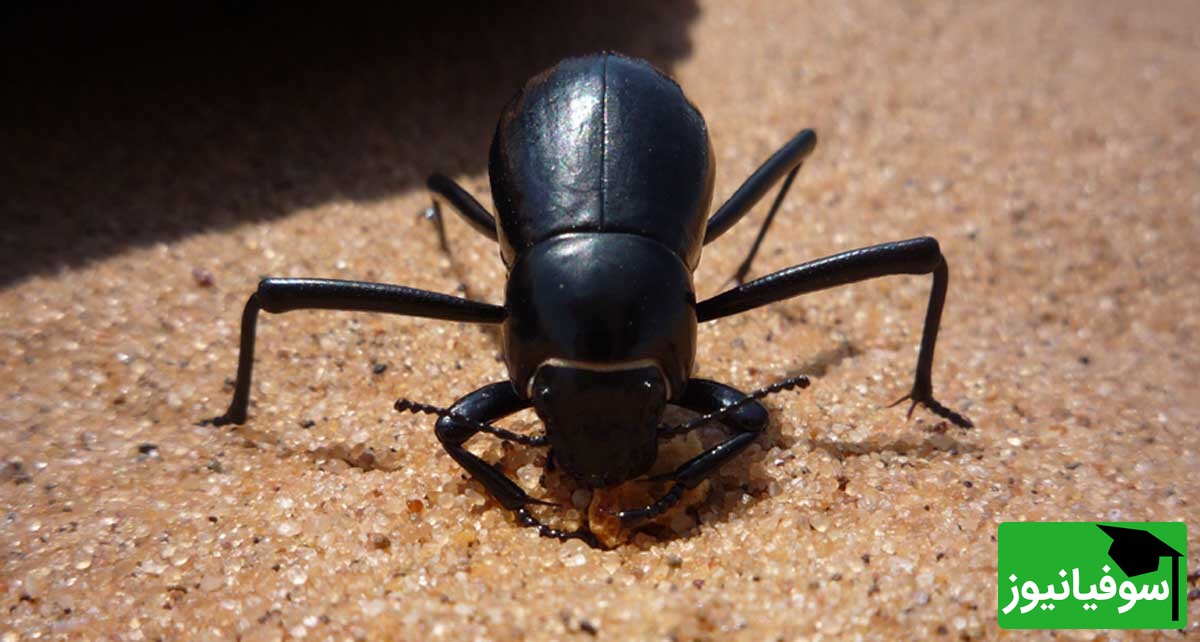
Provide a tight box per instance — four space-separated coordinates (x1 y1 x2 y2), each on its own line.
787 341 860 378
1 1 699 286
805 432 981 461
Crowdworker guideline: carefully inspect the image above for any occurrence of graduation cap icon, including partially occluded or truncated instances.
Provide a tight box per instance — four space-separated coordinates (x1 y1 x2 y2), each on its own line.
1097 524 1184 622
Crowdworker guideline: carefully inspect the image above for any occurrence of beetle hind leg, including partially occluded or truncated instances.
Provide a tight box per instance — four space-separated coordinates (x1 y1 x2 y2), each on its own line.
704 129 817 285
424 173 499 251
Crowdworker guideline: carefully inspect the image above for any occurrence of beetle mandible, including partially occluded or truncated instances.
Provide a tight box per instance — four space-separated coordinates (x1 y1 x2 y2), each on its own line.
207 52 971 543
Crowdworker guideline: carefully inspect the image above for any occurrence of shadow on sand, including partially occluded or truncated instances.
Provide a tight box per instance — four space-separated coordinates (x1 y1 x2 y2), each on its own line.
2 1 699 286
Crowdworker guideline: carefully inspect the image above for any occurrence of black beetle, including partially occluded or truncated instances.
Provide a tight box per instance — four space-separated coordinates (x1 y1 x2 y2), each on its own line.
208 52 970 544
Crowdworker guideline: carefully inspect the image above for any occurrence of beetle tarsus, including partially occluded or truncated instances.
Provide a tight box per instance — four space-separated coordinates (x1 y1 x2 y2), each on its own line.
199 411 243 428
889 388 973 429
421 200 450 254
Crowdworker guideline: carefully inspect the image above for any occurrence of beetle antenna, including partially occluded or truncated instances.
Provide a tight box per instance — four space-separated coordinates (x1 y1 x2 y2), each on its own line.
659 374 810 438
394 398 548 447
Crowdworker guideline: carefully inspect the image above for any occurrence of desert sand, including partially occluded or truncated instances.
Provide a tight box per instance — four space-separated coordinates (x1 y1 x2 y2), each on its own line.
3 1 1197 639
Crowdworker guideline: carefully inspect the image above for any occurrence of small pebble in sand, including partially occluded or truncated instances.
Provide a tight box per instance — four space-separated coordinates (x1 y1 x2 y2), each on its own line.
191 267 215 287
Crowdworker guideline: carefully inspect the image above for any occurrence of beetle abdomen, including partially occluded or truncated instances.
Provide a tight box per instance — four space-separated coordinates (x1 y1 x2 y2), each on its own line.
490 53 714 269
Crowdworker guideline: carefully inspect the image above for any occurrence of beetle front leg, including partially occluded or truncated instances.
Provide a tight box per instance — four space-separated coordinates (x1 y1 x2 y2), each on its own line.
697 237 972 428
621 380 769 528
433 382 597 545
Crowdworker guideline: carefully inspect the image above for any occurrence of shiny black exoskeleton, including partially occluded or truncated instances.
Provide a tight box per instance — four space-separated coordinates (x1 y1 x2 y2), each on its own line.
208 53 970 544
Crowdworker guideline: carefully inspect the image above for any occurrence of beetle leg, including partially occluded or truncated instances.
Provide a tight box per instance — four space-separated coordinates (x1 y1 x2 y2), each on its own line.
620 381 766 528
724 166 800 286
704 129 817 284
426 173 499 243
422 198 452 254
627 437 762 526
434 382 597 545
696 237 972 428
203 278 505 426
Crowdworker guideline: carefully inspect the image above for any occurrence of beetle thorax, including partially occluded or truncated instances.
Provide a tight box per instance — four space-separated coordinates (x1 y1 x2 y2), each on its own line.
501 233 697 402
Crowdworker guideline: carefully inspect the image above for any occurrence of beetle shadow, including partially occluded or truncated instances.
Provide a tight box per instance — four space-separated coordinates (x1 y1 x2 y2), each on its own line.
1 1 699 287
801 431 982 461
785 341 861 378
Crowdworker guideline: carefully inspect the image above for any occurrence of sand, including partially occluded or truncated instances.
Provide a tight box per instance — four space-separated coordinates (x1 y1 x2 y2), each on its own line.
2 1 1198 639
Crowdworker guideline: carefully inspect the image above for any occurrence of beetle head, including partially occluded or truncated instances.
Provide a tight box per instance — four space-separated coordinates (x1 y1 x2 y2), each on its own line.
530 363 665 487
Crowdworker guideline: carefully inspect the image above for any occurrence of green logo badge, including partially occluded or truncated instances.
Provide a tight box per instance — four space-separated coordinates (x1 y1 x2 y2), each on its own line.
998 522 1186 629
